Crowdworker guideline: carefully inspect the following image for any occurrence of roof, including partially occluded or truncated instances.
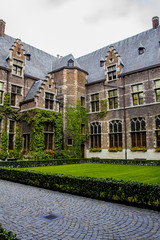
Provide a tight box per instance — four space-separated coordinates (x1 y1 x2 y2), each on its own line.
0 25 160 97
76 27 160 83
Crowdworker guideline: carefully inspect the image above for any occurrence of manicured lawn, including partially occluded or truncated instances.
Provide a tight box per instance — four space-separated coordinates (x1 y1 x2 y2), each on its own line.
22 163 160 185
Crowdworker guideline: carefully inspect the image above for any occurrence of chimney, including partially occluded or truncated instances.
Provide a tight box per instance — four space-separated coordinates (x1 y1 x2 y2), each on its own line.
152 16 159 29
0 19 6 37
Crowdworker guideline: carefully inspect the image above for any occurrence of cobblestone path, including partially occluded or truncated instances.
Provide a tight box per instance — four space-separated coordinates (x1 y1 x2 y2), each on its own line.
0 180 160 240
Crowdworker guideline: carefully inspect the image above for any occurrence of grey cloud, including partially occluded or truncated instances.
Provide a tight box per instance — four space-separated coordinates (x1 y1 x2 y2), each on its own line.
85 0 160 24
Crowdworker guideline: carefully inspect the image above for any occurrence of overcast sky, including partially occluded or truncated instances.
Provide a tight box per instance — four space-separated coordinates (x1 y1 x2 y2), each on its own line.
0 0 160 58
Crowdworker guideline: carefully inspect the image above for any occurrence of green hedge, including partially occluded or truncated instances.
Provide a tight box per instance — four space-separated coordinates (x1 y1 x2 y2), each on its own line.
0 158 160 169
0 167 159 210
0 224 19 240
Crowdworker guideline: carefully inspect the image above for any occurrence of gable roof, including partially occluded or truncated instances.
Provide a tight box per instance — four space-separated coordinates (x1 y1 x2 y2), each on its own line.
76 27 160 83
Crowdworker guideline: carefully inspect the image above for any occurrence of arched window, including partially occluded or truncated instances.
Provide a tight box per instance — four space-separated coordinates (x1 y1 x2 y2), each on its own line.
130 117 146 147
68 59 74 67
109 120 122 147
90 122 101 148
155 115 160 147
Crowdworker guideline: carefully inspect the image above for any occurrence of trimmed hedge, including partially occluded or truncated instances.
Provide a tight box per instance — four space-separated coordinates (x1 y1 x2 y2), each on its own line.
0 224 19 240
0 167 159 210
0 158 160 169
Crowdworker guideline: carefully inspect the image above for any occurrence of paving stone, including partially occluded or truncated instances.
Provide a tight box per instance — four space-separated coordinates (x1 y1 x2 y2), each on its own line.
0 180 160 240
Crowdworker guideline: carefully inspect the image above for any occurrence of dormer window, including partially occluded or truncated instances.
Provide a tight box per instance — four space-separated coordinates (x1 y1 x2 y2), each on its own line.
68 59 74 67
12 59 23 77
25 54 31 61
100 58 105 67
138 47 145 55
107 65 116 81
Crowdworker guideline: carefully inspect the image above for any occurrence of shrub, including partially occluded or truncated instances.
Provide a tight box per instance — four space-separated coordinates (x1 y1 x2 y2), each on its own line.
0 224 19 240
0 168 159 210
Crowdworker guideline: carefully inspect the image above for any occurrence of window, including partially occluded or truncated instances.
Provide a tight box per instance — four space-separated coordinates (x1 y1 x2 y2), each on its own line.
81 96 85 107
109 120 122 147
90 122 101 148
68 59 74 67
108 89 118 109
12 59 23 76
11 85 22 106
0 120 2 145
107 65 116 81
45 93 54 110
155 80 160 102
138 47 145 55
9 120 15 150
81 124 85 135
44 122 54 150
68 139 72 146
91 93 99 112
25 54 31 61
155 115 160 147
131 117 146 147
0 82 4 104
23 134 30 150
132 84 143 105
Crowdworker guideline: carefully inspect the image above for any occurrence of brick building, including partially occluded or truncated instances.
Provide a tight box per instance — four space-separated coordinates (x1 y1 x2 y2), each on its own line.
0 17 160 160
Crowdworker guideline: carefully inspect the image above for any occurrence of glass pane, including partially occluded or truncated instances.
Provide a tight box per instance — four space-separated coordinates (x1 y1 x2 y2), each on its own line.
139 93 143 104
109 99 113 109
156 117 160 129
91 95 94 101
141 120 146 130
98 135 101 148
138 84 143 92
9 121 14 132
131 133 136 147
131 120 135 131
91 102 95 112
155 80 160 88
156 131 160 147
81 97 85 107
114 97 118 108
50 94 54 100
12 85 16 93
44 123 48 131
119 133 122 147
94 124 97 134
17 86 21 94
142 132 146 146
113 90 117 96
96 101 99 111
118 122 122 132
156 89 160 102
95 94 99 100
109 91 113 97
137 133 141 146
49 134 53 149
98 124 101 134
45 93 49 99
48 124 53 132
136 121 140 131
91 125 93 134
109 134 114 147
133 94 138 105
91 135 93 148
114 123 117 133
11 94 16 106
0 82 3 90
109 123 113 133
132 85 137 92
45 99 49 109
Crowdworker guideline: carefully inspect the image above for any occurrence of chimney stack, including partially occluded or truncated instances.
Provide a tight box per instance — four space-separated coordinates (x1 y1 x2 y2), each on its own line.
0 19 5 37
152 16 159 29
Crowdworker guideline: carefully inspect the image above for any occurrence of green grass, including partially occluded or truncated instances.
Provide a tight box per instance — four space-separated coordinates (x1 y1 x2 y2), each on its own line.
21 163 160 185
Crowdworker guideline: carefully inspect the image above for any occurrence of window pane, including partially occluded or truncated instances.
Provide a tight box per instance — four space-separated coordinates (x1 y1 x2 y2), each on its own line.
96 101 99 111
138 84 143 91
137 133 141 146
109 123 113 133
17 86 21 94
131 133 136 147
136 121 140 131
119 133 122 147
12 85 16 93
133 93 138 105
0 82 3 90
156 117 160 129
156 131 160 147
156 89 160 102
9 121 15 132
109 134 114 147
118 122 122 132
11 93 16 106
81 97 85 107
142 132 146 146
155 80 160 88
132 85 137 92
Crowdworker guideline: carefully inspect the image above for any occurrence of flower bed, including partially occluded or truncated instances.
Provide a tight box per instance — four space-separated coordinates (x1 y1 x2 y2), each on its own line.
108 147 123 152
130 146 147 152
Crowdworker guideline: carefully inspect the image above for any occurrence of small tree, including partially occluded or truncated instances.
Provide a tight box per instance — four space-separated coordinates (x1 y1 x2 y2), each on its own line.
66 101 88 158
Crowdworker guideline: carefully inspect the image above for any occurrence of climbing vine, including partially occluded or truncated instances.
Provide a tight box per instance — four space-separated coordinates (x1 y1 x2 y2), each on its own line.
96 99 108 119
21 109 63 152
66 101 88 158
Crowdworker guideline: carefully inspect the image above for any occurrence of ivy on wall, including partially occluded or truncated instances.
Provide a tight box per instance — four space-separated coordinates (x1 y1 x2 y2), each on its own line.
21 109 63 152
66 101 88 158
